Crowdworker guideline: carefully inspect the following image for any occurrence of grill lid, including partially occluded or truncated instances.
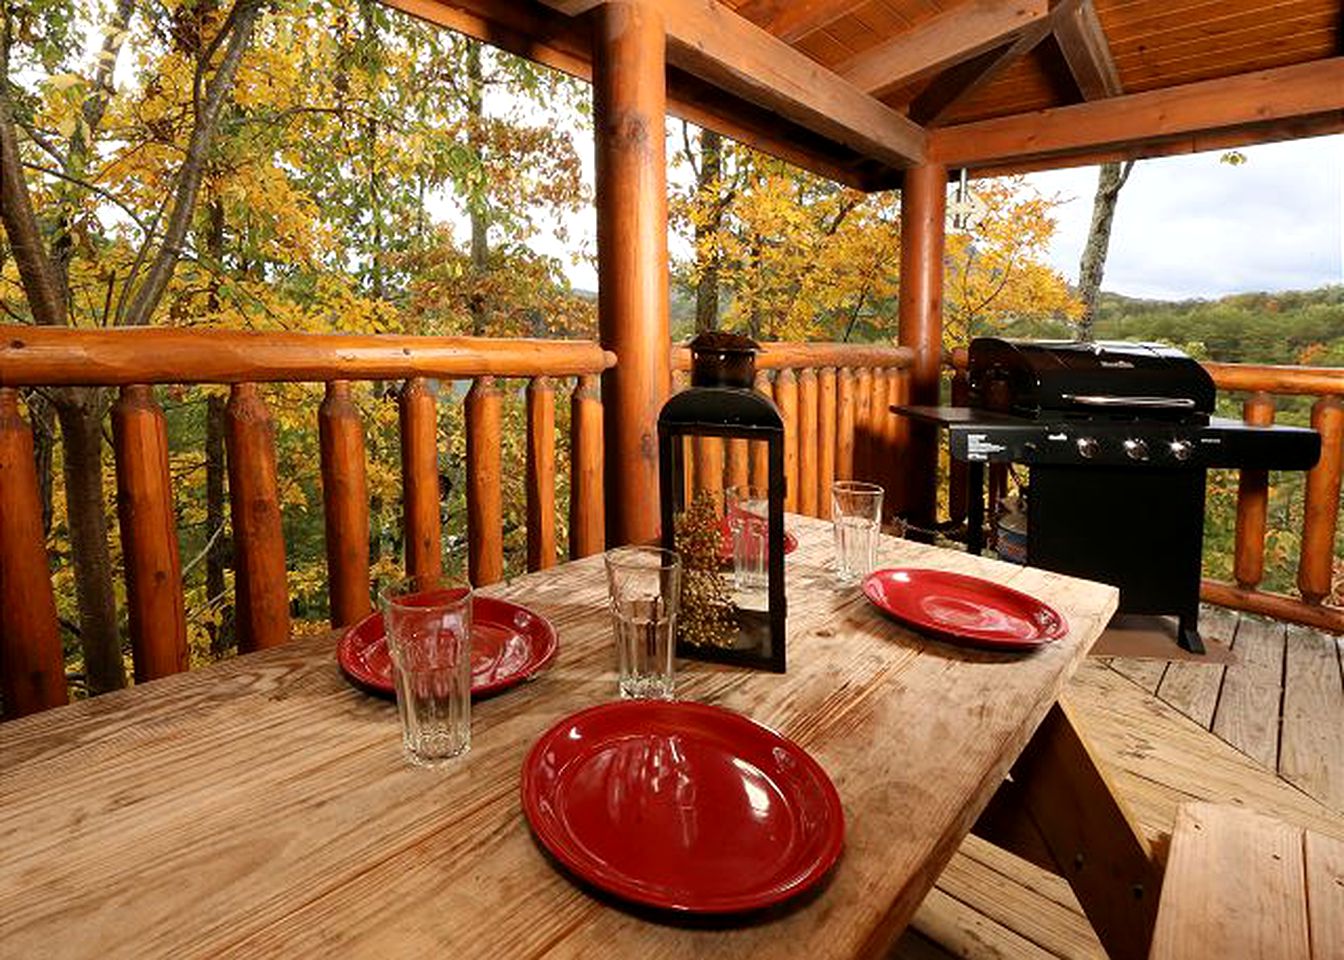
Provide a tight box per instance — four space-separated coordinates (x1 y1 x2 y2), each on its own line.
967 338 1216 420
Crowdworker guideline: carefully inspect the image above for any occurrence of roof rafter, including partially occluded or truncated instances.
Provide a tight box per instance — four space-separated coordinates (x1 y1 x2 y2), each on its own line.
929 57 1344 170
835 0 1049 98
1052 0 1122 99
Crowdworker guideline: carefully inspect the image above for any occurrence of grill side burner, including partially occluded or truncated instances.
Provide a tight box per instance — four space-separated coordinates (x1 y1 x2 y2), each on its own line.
896 338 1322 653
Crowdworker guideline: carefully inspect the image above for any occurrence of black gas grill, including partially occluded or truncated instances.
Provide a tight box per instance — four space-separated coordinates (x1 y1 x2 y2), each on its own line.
898 338 1322 652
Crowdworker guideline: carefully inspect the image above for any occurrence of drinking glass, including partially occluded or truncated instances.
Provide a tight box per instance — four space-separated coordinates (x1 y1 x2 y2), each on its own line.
832 480 884 586
604 547 682 700
381 577 473 766
726 486 770 596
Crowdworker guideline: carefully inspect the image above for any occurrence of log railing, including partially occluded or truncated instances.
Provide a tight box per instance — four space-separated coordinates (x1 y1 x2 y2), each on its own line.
670 342 915 520
947 350 1343 634
0 325 613 718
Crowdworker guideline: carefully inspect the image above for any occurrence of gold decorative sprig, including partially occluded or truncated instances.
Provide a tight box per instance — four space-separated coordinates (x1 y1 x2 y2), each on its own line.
673 490 737 648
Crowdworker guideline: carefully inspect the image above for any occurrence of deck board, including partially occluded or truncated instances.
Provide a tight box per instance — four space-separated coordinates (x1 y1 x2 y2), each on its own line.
1155 606 1235 728
1279 624 1344 812
1211 615 1287 771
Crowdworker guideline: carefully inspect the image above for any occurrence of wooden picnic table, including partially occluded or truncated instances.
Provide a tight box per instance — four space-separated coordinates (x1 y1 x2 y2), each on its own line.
1 516 1127 959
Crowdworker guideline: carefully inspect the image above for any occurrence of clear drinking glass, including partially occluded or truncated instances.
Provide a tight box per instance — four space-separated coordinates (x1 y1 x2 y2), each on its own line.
604 547 682 700
381 577 473 767
832 480 884 586
726 486 770 595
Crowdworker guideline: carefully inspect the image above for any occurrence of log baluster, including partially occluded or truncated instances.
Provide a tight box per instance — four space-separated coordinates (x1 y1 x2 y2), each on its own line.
399 377 442 583
1233 392 1275 591
569 374 605 560
112 385 188 681
726 438 749 493
225 383 290 652
869 368 889 491
836 367 856 481
467 376 504 586
0 388 67 717
1297 396 1343 604
818 367 837 518
692 435 725 509
749 371 771 490
948 363 970 526
855 367 874 484
774 368 799 512
526 377 557 572
319 381 371 626
797 368 819 516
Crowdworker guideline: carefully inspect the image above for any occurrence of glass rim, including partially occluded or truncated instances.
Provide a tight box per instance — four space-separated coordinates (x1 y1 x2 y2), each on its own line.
380 575 473 611
603 545 682 571
832 480 884 495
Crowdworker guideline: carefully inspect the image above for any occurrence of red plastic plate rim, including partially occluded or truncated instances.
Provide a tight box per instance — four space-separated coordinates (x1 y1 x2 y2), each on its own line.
861 567 1068 649
520 699 846 914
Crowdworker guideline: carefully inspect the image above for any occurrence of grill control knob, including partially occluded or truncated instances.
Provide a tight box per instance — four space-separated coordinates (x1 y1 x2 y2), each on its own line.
1076 437 1099 459
1124 438 1150 462
1169 440 1193 462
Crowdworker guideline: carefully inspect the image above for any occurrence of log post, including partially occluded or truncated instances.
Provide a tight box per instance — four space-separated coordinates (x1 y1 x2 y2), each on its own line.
569 374 605 560
1233 392 1275 591
1298 396 1343 604
797 368 819 516
898 162 948 527
526 377 557 571
225 383 290 652
0 388 67 717
399 377 442 583
319 381 371 627
466 376 504 586
594 0 670 547
112 385 188 681
836 367 855 482
774 368 799 512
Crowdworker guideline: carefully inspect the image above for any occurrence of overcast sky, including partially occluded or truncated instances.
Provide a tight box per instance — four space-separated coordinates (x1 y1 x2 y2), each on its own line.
1022 134 1344 301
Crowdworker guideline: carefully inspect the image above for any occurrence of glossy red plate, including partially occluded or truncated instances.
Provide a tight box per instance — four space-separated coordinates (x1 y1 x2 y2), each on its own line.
716 512 798 563
522 700 844 914
862 568 1068 649
337 596 558 697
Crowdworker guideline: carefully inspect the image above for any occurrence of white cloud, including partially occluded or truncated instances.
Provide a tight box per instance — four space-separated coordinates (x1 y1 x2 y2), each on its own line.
1023 135 1344 300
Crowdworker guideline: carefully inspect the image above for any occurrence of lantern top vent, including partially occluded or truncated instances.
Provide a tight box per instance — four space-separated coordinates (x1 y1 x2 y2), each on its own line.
688 331 759 389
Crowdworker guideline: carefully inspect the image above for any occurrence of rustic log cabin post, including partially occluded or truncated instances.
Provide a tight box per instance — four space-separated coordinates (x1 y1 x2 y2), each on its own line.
594 0 671 546
897 162 948 529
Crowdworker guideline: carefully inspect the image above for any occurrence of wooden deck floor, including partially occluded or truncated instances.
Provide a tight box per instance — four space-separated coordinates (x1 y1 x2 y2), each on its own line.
890 610 1344 959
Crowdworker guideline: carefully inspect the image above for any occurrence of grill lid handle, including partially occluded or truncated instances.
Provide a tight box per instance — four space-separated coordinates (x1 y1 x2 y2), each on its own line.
1059 394 1198 409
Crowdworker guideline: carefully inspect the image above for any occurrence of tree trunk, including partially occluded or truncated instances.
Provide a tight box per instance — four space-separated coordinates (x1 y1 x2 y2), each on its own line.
28 390 57 535
1076 160 1135 341
205 393 231 659
56 388 124 693
694 129 722 333
466 39 489 336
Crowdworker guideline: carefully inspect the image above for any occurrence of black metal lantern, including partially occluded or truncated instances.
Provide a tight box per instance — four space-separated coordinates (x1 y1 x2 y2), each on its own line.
658 332 787 672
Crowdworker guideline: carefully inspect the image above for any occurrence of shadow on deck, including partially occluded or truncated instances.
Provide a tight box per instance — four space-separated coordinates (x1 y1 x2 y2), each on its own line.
893 609 1344 959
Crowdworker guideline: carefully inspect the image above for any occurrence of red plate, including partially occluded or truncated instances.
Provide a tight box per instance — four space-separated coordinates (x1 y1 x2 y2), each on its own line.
862 568 1068 649
716 512 799 563
521 700 844 914
337 596 558 697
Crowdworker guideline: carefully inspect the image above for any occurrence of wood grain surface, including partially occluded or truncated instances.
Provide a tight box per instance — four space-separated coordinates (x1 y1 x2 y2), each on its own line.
0 517 1117 959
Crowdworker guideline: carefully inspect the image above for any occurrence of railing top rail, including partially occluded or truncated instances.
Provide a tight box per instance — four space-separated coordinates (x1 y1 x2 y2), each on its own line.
0 326 616 387
672 341 914 372
947 348 1343 397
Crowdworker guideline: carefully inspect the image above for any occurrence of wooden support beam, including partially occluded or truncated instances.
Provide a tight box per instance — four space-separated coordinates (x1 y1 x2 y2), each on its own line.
931 58 1344 171
897 162 946 527
594 2 670 547
382 0 916 187
836 0 1048 99
661 0 926 170
1052 0 1121 100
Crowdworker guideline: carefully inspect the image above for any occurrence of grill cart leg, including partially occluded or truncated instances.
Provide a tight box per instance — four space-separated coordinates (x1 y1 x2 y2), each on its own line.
1177 614 1205 654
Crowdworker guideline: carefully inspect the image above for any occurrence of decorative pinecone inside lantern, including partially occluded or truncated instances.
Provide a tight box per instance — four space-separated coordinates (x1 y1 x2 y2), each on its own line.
673 490 737 648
